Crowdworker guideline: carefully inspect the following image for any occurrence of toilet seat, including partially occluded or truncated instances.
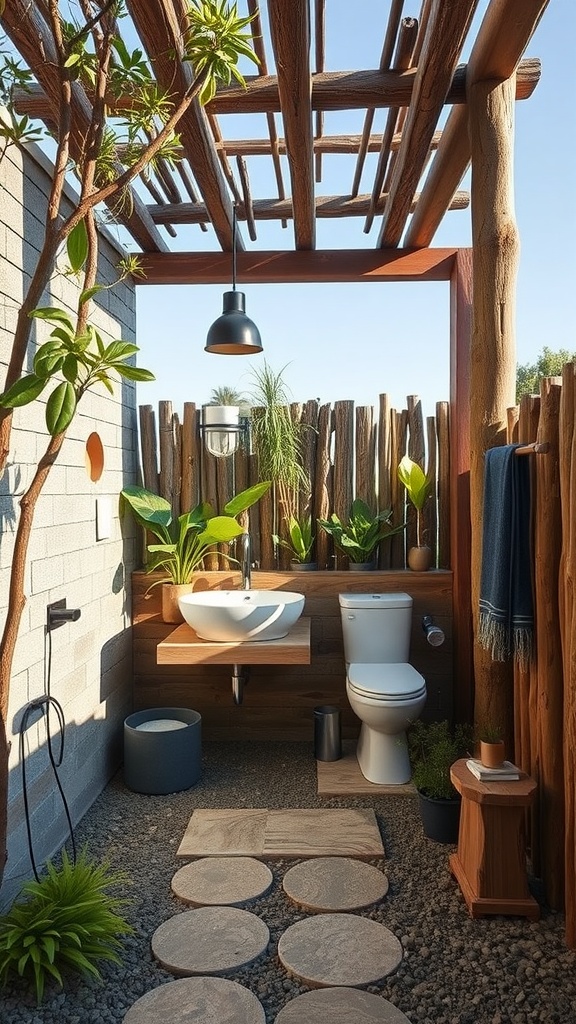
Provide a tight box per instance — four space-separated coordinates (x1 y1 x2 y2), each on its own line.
347 662 426 701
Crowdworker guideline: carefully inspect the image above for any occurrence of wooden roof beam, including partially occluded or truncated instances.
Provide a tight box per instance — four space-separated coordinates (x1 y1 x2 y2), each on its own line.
377 0 481 249
147 190 469 225
268 0 315 249
3 0 167 253
351 0 405 197
14 60 540 121
246 0 287 225
125 0 240 251
137 248 459 286
405 0 550 248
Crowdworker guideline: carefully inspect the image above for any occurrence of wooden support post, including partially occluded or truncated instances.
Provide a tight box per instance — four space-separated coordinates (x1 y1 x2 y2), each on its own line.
468 75 519 743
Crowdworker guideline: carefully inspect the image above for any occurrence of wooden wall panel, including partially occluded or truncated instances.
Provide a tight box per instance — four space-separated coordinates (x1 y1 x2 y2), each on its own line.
132 569 453 740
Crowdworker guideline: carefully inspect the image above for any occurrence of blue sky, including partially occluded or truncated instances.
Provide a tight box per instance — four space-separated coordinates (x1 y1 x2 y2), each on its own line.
134 1 576 418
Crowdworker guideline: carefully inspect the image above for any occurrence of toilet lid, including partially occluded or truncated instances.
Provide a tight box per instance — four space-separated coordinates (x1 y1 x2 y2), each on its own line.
347 662 426 698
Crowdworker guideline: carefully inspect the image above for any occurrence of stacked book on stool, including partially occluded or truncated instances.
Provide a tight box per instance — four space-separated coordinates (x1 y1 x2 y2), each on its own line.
465 758 521 781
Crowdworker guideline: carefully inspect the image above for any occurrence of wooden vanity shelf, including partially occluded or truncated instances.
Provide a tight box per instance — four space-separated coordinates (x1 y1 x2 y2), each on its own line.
157 616 311 666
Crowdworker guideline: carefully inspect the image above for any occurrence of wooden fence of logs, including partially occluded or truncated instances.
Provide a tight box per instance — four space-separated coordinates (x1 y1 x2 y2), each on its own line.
508 365 576 947
137 395 451 571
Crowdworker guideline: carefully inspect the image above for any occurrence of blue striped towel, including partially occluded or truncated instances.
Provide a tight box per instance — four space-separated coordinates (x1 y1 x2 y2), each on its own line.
478 444 534 663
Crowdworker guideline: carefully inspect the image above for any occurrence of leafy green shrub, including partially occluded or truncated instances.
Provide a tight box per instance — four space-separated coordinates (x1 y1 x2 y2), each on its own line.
0 849 133 1003
408 719 473 799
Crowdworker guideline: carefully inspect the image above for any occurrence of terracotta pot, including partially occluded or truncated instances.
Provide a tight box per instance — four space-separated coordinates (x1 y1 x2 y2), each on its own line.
407 545 433 571
161 583 194 624
480 739 506 769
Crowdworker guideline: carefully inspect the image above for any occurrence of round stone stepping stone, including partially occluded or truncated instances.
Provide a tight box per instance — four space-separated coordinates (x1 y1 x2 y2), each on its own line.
277 913 402 988
274 986 411 1023
151 907 269 976
123 976 265 1023
282 857 388 912
172 857 273 907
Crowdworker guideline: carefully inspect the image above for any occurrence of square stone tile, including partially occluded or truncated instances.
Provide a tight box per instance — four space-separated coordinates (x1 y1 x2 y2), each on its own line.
263 808 384 858
317 743 416 796
176 809 268 858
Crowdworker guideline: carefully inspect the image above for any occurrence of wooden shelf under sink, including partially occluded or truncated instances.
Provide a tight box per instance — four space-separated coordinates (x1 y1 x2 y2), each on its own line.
157 616 311 665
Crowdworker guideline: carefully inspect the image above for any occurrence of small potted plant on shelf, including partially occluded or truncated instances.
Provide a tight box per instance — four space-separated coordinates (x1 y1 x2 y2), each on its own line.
273 514 316 570
397 455 434 571
408 719 473 843
477 723 506 769
121 481 270 623
318 498 405 568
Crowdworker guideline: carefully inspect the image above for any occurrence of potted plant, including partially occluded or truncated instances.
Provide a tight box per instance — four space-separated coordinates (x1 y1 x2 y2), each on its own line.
318 498 405 568
121 481 270 622
477 724 506 769
397 455 434 571
273 514 316 570
248 363 309 567
408 719 473 843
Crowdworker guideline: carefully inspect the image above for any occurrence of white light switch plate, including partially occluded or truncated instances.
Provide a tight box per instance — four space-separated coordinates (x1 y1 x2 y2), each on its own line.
96 496 112 540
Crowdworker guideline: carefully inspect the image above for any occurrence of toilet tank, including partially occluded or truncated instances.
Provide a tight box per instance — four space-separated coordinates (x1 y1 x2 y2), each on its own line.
339 592 413 664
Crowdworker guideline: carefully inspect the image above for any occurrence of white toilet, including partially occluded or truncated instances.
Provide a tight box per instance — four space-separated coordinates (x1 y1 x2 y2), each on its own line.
339 592 427 785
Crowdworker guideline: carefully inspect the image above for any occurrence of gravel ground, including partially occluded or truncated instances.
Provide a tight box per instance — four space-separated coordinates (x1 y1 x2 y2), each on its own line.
2 741 575 1024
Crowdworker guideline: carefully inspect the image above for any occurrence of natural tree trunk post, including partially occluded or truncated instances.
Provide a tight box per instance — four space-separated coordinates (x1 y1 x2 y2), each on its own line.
468 74 519 746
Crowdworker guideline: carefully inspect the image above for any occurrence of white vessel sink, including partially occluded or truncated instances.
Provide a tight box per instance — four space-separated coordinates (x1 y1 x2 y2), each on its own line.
178 590 305 642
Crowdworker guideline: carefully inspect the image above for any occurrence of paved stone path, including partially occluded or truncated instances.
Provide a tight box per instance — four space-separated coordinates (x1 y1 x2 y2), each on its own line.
151 906 270 976
277 912 403 987
171 856 273 906
274 986 413 1022
282 856 389 911
122 976 265 1023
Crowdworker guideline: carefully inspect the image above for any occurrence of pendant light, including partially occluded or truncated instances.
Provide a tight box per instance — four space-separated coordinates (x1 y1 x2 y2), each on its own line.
205 203 263 355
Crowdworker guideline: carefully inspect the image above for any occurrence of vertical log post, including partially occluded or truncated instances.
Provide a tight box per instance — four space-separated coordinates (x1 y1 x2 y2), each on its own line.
355 405 376 508
426 415 438 566
138 405 159 493
314 403 332 570
378 394 392 568
333 400 354 568
535 378 564 910
181 402 199 513
468 75 519 745
559 363 576 946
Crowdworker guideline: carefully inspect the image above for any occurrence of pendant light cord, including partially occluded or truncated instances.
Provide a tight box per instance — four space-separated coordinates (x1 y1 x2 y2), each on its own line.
232 202 237 292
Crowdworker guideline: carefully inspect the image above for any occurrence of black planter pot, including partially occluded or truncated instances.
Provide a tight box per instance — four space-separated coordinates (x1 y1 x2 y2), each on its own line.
417 791 461 843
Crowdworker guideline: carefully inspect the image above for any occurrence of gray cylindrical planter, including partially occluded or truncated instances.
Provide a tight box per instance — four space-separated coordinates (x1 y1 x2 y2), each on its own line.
124 707 202 795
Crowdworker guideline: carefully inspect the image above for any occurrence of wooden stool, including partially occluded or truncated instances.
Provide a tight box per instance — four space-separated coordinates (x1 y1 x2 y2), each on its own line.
449 759 540 920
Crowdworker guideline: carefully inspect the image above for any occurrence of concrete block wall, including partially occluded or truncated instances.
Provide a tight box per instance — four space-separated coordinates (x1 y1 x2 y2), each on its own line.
0 138 140 905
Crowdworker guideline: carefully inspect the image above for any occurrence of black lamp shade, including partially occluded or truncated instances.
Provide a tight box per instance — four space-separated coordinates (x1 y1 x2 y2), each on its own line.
205 291 263 355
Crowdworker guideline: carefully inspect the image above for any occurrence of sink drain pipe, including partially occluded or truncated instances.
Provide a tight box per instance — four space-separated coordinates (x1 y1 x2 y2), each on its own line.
232 664 250 704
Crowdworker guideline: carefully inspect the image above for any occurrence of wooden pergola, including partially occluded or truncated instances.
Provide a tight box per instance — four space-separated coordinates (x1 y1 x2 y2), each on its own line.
3 0 550 732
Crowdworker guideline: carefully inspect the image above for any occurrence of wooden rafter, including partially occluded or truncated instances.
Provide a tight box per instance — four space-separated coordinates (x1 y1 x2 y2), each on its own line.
268 0 315 249
405 0 550 248
377 0 481 248
314 0 326 183
246 0 287 225
137 248 458 285
125 0 240 251
147 191 469 225
13 60 541 121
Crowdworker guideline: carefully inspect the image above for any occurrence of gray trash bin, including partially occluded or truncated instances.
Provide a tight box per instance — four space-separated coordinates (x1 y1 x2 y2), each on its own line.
124 707 202 794
314 705 342 761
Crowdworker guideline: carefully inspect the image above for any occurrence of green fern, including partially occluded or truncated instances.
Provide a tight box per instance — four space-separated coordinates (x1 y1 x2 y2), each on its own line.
0 849 133 1004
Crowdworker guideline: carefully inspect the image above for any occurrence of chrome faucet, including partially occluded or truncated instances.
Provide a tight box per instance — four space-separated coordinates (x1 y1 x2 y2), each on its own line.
240 532 252 590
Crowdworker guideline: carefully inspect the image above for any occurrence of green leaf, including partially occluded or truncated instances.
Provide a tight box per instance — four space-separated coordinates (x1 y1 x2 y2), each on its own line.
79 285 104 305
33 345 65 379
66 220 88 273
62 354 79 383
223 481 270 516
30 307 74 331
63 53 81 68
0 374 47 408
45 381 77 435
198 516 244 545
121 486 173 534
113 365 155 382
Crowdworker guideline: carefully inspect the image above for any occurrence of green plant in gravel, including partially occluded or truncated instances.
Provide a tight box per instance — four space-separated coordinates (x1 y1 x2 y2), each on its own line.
0 848 133 1003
